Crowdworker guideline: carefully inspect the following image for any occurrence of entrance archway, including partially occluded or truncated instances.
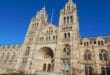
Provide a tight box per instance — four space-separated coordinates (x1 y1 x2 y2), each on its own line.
37 47 54 72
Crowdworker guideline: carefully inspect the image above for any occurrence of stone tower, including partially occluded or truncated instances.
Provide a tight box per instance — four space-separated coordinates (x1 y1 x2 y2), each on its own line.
54 0 80 74
15 7 48 73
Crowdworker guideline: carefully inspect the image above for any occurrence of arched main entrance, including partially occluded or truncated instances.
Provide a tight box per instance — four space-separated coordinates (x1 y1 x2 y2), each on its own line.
37 47 54 72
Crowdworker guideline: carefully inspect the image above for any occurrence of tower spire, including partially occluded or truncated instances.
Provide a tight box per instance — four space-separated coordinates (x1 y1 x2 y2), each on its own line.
68 0 72 2
50 9 54 24
43 0 46 9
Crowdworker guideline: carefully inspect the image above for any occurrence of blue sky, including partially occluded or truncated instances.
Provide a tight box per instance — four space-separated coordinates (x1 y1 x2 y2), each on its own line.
0 0 110 45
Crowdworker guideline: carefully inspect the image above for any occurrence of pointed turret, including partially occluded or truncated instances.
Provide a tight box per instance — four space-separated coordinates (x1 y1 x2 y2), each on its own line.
58 0 79 40
35 6 48 22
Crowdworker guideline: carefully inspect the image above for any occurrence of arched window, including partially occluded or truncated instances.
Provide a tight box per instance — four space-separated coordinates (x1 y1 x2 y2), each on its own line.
63 44 71 57
64 33 67 39
87 42 89 46
49 36 51 40
99 50 108 61
62 61 70 71
101 67 110 75
63 48 71 57
67 6 70 13
64 48 67 56
53 36 55 40
85 65 93 75
70 16 73 24
84 50 92 60
51 60 54 71
47 64 51 72
25 47 30 56
46 37 48 41
84 42 89 47
64 33 70 39
68 32 70 38
64 17 66 24
40 37 44 41
98 41 101 45
84 42 86 46
98 40 104 46
43 64 46 71
36 23 39 29
99 53 103 60
67 16 69 24
101 67 105 75
62 61 65 70
101 41 104 45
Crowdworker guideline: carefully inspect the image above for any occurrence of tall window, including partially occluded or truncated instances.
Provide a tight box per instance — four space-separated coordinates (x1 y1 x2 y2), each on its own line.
36 23 39 29
85 65 93 75
84 50 92 60
62 61 70 73
63 47 71 57
64 17 66 24
67 16 69 24
51 60 54 72
64 33 70 39
70 16 73 24
53 36 55 40
46 37 48 41
101 41 104 45
101 67 110 75
64 33 67 39
25 47 30 56
40 37 44 41
47 64 51 72
98 40 104 46
87 42 89 46
49 36 51 40
98 41 101 46
67 6 70 13
32 23 39 30
43 64 46 71
84 42 89 47
99 50 108 61
68 33 70 38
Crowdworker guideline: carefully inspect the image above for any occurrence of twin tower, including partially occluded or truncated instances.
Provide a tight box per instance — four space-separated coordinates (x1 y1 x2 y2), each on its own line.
16 0 80 75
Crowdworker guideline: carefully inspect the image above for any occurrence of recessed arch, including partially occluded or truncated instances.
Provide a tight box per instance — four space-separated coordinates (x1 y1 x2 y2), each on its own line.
84 50 92 60
63 44 71 57
99 49 108 61
37 47 54 59
36 47 54 72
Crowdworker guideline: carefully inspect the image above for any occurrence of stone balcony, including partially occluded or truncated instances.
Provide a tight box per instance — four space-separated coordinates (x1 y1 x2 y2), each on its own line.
61 56 71 60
